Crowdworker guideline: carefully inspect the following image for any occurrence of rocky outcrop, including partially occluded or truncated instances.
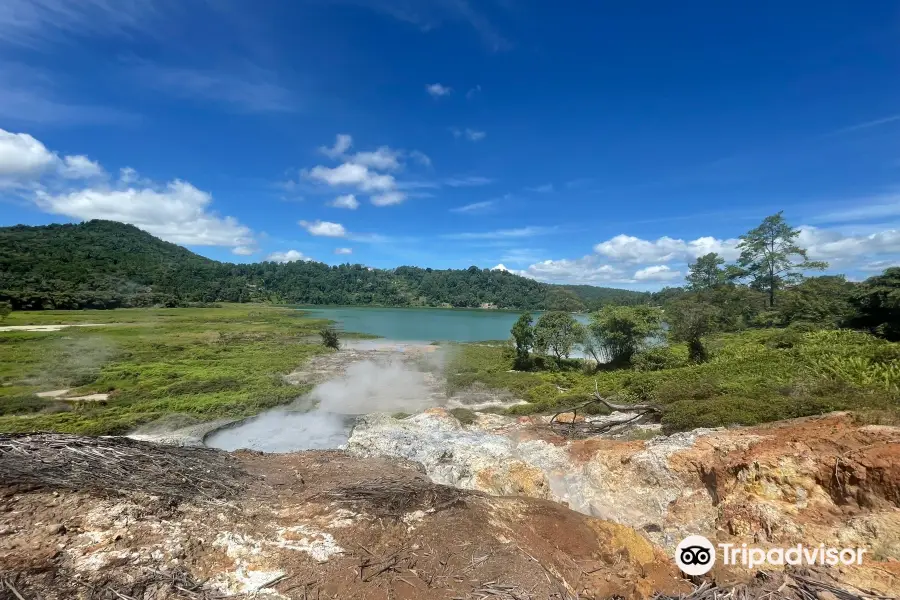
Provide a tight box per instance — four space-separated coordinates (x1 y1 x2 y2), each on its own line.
1 441 692 600
349 410 900 593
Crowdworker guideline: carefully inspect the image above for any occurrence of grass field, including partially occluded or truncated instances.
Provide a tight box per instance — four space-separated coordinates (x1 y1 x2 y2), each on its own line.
445 328 900 431
0 305 334 434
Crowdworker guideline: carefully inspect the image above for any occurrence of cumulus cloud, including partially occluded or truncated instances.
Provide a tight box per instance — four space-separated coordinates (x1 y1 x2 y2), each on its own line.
797 226 900 261
594 234 740 264
329 194 359 209
35 178 254 247
299 220 347 237
634 265 681 281
511 256 629 285
267 250 311 263
307 162 395 192
351 146 401 171
0 128 58 177
371 191 406 206
319 134 353 158
3 125 254 252
232 246 256 256
334 247 353 255
60 155 104 179
426 83 451 97
491 263 509 271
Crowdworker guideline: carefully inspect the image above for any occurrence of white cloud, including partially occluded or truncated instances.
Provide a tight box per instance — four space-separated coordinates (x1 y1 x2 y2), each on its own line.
319 134 353 158
491 263 509 271
60 155 104 179
466 85 482 99
813 194 900 224
526 183 554 193
426 83 452 97
797 226 900 261
267 249 311 263
35 178 254 248
0 128 56 177
860 259 898 272
443 176 493 187
515 256 629 285
329 194 359 209
409 150 432 167
593 234 740 264
451 200 495 214
307 162 395 192
299 220 347 237
232 246 255 256
371 191 407 206
442 226 555 240
451 127 486 141
334 247 353 255
351 146 401 170
132 62 295 113
634 265 681 281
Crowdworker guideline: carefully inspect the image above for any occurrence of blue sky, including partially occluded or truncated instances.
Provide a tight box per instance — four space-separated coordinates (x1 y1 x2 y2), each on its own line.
1 0 899 289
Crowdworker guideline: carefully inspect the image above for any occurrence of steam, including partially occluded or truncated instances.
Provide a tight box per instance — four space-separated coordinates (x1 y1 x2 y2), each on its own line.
206 352 448 453
311 359 440 415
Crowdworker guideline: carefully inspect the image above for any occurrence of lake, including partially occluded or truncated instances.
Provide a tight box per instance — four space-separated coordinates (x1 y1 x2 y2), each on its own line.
299 306 589 342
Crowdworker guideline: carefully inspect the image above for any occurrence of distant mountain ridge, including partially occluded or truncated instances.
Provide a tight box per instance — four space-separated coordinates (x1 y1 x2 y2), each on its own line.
0 220 649 310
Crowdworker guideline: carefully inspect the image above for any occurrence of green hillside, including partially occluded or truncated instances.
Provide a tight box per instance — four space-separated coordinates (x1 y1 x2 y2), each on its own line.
0 220 647 310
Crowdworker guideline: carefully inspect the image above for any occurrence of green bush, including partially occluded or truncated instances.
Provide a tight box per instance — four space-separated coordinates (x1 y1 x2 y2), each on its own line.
449 407 477 425
632 345 690 371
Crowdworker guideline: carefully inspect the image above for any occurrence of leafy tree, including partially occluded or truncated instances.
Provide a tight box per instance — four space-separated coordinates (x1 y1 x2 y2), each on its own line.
543 289 586 312
775 276 857 328
848 267 900 341
686 253 726 290
0 301 10 321
319 327 340 350
667 299 720 362
584 305 664 365
534 311 584 361
510 312 535 368
736 212 827 307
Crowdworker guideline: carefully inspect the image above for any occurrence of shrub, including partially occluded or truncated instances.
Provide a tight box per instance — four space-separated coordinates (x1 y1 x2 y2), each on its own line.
449 407 477 425
319 327 340 350
632 345 690 371
584 305 664 365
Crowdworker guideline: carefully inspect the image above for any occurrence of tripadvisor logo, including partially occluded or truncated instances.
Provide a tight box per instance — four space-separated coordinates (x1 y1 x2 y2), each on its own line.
675 536 868 575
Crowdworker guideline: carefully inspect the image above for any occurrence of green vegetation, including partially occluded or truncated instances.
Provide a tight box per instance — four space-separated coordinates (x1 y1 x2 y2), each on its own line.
0 220 646 311
444 212 900 432
0 305 329 434
447 328 899 432
534 311 584 360
319 326 341 350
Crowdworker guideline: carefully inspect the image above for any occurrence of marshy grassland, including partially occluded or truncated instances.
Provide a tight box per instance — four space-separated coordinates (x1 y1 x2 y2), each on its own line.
445 328 900 432
0 305 333 434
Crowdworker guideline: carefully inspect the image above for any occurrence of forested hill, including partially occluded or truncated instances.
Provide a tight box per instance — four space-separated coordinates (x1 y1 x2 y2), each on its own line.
0 221 648 310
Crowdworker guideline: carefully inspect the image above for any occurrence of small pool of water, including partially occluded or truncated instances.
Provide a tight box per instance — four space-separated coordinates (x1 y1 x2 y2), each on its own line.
205 410 353 453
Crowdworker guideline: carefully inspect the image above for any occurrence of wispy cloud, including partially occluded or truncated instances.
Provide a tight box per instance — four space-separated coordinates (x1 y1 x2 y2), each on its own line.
525 183 554 193
334 0 511 51
812 194 900 224
466 85 481 99
441 226 557 240
451 127 486 141
443 175 493 187
130 61 296 113
450 200 496 214
827 113 900 136
426 83 452 97
0 0 166 48
0 63 138 126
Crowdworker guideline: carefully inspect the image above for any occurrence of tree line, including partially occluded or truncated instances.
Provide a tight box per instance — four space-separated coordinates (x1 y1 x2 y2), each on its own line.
0 220 646 311
509 212 899 372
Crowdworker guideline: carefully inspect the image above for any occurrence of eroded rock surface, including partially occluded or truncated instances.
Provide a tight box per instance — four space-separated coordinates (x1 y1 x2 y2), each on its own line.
1 442 693 600
349 410 900 593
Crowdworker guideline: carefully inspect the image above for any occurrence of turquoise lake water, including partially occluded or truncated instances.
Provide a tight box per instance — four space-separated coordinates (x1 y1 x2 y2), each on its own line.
298 306 589 342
